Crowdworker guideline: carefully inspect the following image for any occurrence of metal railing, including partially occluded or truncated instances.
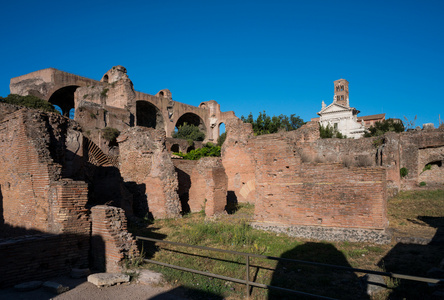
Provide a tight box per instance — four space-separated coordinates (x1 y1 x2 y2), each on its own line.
136 236 442 299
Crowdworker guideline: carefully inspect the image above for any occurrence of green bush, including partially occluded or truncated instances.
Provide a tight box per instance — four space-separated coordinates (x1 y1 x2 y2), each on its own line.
423 164 432 172
419 181 427 187
364 119 405 137
174 143 221 160
172 123 205 141
400 167 408 178
0 94 59 113
102 127 120 143
217 132 226 146
319 124 346 139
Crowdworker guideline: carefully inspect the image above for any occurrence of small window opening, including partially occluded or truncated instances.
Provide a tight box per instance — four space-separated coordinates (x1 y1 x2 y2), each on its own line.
159 91 164 97
103 75 109 83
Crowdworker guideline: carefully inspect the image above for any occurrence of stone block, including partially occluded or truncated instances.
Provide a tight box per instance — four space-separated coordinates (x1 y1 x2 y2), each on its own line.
43 281 69 294
13 281 42 292
87 273 130 287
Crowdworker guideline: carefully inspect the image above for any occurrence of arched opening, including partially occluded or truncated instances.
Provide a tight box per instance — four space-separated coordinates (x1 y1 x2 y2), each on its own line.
217 122 226 146
48 85 79 118
69 108 75 119
174 113 206 141
218 122 226 135
103 75 109 83
186 145 195 153
136 100 164 129
175 112 206 132
425 161 442 168
159 91 164 97
171 144 180 153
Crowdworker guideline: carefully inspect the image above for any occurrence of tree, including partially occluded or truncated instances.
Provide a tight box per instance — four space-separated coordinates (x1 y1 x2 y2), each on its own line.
172 123 205 141
363 119 405 137
240 111 304 135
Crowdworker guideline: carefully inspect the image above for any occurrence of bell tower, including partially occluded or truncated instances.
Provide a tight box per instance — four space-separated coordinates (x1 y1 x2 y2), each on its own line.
334 79 349 107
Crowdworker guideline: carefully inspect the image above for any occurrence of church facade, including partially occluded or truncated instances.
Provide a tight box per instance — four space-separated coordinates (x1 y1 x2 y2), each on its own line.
312 79 385 139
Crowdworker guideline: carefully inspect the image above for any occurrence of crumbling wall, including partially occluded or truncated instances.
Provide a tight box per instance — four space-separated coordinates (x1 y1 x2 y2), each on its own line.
398 128 444 189
221 118 256 203
91 205 139 273
173 159 198 213
188 157 228 216
0 105 89 233
118 127 181 219
250 131 388 242
0 104 91 286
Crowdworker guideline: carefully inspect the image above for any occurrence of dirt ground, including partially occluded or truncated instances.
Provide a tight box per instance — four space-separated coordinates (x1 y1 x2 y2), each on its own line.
0 275 189 300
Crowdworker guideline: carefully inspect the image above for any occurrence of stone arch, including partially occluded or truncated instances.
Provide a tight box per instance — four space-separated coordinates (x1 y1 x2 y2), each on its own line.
136 100 164 129
218 122 226 136
48 85 79 117
171 144 180 153
175 112 206 132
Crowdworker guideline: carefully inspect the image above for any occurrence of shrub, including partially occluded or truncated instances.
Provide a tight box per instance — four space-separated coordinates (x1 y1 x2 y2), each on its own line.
319 124 346 139
102 127 120 143
364 119 405 137
400 167 408 178
0 94 59 113
174 143 221 160
423 164 432 172
419 181 427 187
217 132 227 146
173 123 205 141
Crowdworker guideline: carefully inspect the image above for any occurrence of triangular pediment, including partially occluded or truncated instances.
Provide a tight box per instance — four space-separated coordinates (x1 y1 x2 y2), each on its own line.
318 102 353 115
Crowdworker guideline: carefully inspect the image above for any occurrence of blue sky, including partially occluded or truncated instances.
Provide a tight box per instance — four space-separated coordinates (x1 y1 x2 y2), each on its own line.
1 0 443 127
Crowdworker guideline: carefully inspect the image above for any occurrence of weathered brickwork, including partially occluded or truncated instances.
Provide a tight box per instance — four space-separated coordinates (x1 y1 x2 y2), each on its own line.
91 205 139 273
188 158 228 216
251 134 387 229
0 104 91 286
118 127 181 218
0 234 90 288
221 118 256 203
173 158 228 216
0 105 90 233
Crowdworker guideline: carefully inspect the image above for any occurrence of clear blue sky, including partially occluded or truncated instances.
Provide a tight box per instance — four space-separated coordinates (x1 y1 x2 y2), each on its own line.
1 0 443 127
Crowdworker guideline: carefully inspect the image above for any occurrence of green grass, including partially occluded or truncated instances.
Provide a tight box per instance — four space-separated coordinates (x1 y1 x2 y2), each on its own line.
131 190 444 299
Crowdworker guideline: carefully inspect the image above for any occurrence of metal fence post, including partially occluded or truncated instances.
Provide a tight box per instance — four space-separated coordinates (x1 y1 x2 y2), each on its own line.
246 254 250 299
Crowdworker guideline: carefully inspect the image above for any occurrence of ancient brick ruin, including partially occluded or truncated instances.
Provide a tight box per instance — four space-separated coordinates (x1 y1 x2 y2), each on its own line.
1 67 443 286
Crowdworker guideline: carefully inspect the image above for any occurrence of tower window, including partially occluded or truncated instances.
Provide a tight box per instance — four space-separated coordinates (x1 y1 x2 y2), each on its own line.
341 85 344 91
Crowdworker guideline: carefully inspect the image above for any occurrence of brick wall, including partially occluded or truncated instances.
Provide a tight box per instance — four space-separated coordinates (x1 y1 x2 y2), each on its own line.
0 233 90 287
174 158 228 216
91 205 139 273
118 127 181 218
188 158 228 216
221 118 256 203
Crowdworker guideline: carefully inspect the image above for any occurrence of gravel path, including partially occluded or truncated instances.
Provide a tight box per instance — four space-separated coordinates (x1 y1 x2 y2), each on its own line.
0 275 188 300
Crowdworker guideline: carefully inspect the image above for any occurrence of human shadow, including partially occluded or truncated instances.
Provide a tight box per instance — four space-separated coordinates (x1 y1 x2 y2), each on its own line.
378 216 444 298
149 286 224 300
268 242 369 300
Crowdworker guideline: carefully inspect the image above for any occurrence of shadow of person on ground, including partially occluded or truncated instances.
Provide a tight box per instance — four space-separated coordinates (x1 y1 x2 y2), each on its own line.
378 216 444 298
149 286 224 300
268 242 369 300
